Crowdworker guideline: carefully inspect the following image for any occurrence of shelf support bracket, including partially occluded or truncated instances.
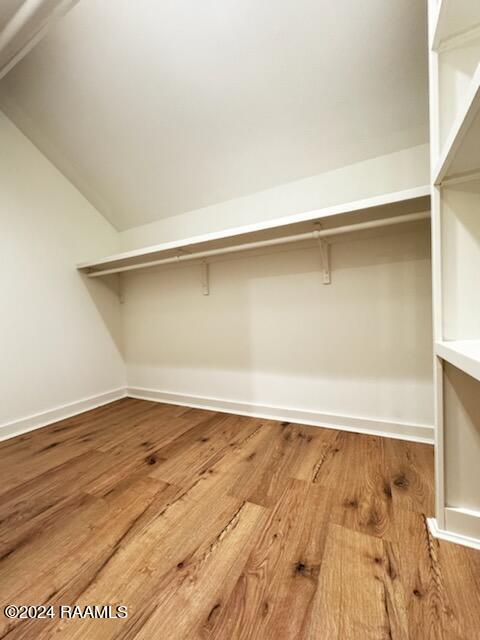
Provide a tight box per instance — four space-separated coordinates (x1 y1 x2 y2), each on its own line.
313 228 331 284
118 274 126 304
201 260 209 295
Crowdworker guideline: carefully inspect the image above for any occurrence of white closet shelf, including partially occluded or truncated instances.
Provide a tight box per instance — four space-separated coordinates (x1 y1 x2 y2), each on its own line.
436 340 480 383
434 64 480 185
77 186 430 278
431 0 480 51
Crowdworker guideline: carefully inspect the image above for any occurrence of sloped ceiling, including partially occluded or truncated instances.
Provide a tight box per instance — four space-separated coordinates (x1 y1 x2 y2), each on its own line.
0 0 429 231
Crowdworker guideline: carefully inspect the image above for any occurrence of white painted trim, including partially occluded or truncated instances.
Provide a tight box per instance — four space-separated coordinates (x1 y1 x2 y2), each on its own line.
444 506 480 542
126 387 434 444
0 388 127 442
428 0 446 530
429 0 446 51
427 515 480 552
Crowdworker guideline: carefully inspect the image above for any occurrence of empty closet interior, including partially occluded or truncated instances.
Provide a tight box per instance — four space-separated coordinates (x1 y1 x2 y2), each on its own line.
74 190 433 440
0 0 436 450
1 0 480 612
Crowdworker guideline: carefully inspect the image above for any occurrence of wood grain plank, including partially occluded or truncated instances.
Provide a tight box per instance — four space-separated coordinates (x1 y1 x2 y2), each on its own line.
326 433 395 540
0 450 119 556
0 475 163 637
384 438 435 515
207 478 332 640
392 508 463 640
244 423 327 507
126 501 268 640
439 535 480 638
0 398 147 457
289 424 340 483
300 523 409 639
148 413 264 487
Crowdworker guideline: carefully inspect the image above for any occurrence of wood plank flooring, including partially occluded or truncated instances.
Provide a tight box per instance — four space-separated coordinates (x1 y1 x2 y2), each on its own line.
0 398 479 639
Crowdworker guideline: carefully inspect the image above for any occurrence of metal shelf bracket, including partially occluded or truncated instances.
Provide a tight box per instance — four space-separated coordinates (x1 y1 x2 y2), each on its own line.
313 227 331 284
201 260 210 295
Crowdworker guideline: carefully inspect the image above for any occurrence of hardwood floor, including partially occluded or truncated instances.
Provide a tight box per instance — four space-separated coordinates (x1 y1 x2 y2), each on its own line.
0 398 479 639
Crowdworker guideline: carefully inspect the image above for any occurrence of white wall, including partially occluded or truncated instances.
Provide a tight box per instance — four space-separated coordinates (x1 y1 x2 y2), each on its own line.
0 118 433 441
0 111 126 436
121 143 433 438
120 144 429 250
124 223 434 436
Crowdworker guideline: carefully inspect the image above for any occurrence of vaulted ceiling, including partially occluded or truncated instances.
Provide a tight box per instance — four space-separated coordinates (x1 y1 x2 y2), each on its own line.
0 0 429 230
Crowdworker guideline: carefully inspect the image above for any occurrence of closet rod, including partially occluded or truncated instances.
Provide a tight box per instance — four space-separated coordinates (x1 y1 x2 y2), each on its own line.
87 211 429 277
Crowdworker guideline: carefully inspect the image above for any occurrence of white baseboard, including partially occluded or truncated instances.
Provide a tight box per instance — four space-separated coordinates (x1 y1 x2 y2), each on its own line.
0 388 127 442
0 385 434 445
127 387 434 444
428 511 480 551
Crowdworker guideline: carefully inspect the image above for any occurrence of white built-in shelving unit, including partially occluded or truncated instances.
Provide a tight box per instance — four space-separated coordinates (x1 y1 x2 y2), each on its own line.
434 63 480 184
428 0 480 549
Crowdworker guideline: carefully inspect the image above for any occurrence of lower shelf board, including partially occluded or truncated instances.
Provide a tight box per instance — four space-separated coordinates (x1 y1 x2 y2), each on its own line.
436 339 480 383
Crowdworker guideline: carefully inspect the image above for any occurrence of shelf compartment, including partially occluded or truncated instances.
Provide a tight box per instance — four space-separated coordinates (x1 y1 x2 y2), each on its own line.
435 64 480 185
437 340 480 383
431 0 480 51
440 179 480 340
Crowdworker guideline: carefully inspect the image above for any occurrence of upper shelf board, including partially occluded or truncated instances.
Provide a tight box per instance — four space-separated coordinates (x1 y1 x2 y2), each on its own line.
431 0 480 51
434 64 480 185
77 186 430 277
436 340 480 383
